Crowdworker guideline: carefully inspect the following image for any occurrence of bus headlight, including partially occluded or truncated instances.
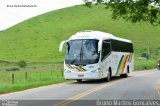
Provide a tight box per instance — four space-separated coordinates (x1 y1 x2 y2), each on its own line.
91 68 101 73
64 69 71 73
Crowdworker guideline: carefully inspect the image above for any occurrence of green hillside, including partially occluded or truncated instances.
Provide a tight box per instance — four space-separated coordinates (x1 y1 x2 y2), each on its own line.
0 4 159 63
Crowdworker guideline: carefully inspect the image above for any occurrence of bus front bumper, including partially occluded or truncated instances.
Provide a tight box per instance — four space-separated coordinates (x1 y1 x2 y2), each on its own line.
64 72 102 80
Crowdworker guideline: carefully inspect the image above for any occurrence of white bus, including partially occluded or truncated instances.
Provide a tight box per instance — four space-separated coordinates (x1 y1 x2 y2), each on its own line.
59 30 134 82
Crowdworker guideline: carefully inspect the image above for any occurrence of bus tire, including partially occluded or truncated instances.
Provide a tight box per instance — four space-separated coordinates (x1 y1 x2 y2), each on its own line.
120 74 127 78
125 66 129 77
106 70 111 82
76 79 82 82
123 72 128 78
120 66 129 78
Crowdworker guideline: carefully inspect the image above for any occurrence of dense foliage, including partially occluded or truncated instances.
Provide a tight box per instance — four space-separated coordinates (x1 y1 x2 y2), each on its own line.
84 0 160 24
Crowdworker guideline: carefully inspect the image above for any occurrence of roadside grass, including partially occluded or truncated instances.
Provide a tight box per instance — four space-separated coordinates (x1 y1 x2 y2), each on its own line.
0 68 66 94
0 78 67 94
0 62 68 94
134 59 156 71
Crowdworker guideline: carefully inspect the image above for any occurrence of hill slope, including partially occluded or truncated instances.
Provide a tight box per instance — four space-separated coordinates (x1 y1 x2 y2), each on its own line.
0 5 159 63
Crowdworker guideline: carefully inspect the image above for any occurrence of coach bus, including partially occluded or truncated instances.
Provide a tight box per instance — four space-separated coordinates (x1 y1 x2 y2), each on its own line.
59 30 134 82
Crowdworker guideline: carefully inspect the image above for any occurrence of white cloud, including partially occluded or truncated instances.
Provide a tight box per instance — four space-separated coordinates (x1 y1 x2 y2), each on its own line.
0 0 84 31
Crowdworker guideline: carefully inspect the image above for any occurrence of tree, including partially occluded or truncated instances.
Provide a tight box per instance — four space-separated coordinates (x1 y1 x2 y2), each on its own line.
84 0 160 25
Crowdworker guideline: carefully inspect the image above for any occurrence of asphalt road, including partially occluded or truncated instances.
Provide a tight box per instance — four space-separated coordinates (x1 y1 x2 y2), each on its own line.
0 69 160 106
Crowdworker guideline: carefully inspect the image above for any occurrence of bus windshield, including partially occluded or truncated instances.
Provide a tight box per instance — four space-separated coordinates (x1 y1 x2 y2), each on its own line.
65 39 99 65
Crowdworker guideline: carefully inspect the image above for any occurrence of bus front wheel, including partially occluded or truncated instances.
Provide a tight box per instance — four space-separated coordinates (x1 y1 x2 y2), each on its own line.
106 71 111 82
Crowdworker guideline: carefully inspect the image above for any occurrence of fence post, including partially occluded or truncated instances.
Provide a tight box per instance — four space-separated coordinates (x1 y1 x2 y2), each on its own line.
25 72 28 80
2 70 4 83
40 70 42 80
56 70 58 80
12 73 14 84
51 70 53 77
61 68 63 77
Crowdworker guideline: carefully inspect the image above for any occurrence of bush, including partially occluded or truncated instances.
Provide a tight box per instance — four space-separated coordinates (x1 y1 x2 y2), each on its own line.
17 60 27 68
134 59 156 70
141 53 149 59
6 67 19 71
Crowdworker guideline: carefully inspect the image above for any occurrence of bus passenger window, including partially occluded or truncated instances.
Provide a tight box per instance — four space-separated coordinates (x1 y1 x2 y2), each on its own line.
101 41 111 61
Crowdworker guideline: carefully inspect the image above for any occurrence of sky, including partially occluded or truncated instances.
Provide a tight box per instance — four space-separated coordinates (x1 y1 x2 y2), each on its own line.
0 0 84 31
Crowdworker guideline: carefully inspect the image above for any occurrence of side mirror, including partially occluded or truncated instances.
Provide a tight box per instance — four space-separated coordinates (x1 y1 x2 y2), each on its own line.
98 39 102 52
59 40 67 52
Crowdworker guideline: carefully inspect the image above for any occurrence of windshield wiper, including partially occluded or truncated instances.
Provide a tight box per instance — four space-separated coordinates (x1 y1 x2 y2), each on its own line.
70 53 80 64
71 42 83 65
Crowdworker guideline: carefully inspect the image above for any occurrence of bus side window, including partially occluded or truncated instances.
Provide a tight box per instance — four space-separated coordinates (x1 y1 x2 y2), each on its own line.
101 40 111 61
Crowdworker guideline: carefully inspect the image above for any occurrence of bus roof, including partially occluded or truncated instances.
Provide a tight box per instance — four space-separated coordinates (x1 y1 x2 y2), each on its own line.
69 30 132 43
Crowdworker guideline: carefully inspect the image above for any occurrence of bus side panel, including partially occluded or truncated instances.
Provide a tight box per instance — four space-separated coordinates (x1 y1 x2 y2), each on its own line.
99 54 112 78
100 52 134 78
111 52 134 76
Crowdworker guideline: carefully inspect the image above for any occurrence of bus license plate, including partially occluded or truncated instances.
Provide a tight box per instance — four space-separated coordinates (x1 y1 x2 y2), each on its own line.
78 74 84 77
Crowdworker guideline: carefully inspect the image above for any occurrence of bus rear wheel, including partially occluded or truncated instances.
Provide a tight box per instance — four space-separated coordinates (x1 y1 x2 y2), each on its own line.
121 66 129 78
120 72 128 78
120 73 128 78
